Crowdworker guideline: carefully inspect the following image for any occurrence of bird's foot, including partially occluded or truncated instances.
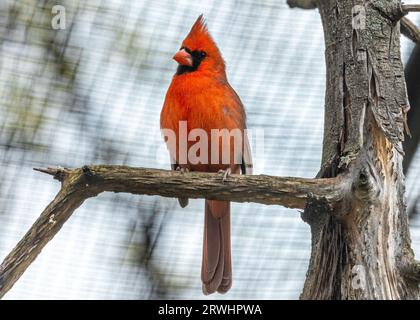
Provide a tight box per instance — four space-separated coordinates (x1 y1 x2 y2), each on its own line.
176 167 190 174
218 168 232 182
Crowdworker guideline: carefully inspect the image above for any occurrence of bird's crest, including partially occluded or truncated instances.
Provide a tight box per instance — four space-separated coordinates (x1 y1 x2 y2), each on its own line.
191 14 208 35
182 15 217 53
180 14 225 75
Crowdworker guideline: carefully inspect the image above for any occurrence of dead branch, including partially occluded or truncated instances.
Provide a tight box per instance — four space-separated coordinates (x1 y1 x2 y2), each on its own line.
287 0 317 10
286 1 420 44
0 165 346 298
402 4 420 13
401 260 420 283
401 17 420 43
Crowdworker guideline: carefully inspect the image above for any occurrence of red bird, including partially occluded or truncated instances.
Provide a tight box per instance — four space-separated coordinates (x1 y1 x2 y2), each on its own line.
160 15 252 295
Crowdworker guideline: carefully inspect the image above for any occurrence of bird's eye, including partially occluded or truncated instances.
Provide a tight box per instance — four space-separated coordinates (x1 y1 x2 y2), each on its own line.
200 51 207 58
181 47 192 54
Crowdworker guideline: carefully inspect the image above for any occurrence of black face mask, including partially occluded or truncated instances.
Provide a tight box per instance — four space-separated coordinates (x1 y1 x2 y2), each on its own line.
176 47 207 75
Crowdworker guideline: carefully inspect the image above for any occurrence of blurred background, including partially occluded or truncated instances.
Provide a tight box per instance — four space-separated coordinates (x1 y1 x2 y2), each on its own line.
0 0 419 299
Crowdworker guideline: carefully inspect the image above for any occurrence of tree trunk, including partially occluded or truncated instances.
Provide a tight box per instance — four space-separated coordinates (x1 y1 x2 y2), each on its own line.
1 0 420 300
301 0 419 299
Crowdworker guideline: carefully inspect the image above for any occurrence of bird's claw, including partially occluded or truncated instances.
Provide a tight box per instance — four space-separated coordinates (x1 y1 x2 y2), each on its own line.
218 168 232 182
176 167 190 174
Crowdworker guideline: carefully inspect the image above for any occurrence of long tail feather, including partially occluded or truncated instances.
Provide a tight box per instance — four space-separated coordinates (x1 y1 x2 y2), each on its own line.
201 200 232 294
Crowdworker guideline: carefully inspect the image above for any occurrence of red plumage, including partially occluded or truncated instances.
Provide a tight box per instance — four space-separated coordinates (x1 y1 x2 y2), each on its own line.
160 15 252 295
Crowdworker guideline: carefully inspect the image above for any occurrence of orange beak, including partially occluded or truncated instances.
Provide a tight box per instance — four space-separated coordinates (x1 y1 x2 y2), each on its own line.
173 48 193 67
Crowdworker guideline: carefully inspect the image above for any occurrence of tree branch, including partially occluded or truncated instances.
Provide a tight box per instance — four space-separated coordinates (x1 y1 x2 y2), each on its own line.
401 17 420 43
402 4 420 13
414 261 420 282
403 44 420 176
287 0 317 10
0 165 346 298
286 2 420 43
401 260 420 283
33 165 345 208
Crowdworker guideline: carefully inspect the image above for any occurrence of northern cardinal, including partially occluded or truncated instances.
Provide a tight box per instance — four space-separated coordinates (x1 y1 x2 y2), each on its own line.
160 15 252 295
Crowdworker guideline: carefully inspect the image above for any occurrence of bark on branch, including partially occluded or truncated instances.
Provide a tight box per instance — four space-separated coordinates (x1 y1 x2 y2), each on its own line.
401 17 420 43
286 1 420 44
287 0 317 10
402 4 420 13
0 165 345 298
402 260 420 283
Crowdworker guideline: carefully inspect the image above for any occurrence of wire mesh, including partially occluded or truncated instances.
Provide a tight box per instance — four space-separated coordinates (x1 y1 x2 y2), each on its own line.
0 0 419 299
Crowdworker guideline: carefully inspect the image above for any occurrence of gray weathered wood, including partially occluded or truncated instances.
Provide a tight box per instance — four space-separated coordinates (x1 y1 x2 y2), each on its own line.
402 4 420 13
287 0 317 9
0 165 346 298
1 0 420 301
295 0 420 299
401 17 420 43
